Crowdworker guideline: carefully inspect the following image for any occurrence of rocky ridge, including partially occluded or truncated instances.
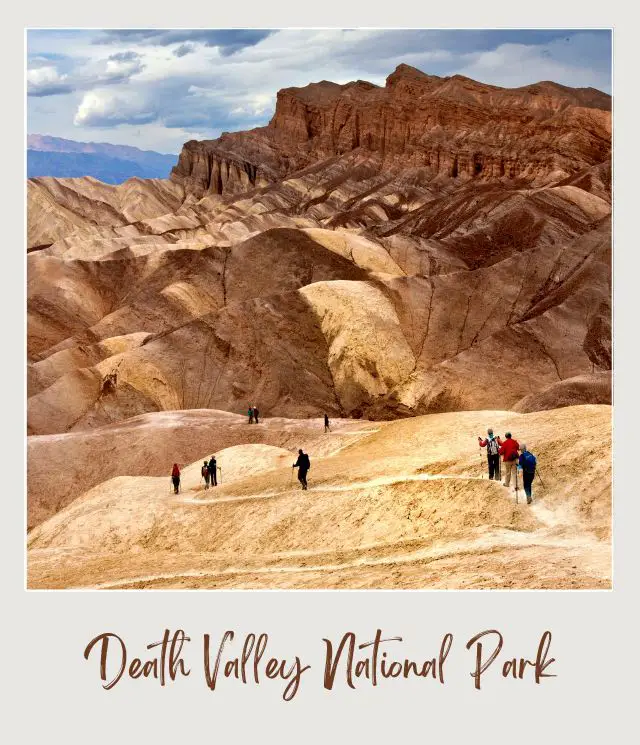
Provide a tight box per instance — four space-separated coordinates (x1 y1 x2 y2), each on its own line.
171 64 611 198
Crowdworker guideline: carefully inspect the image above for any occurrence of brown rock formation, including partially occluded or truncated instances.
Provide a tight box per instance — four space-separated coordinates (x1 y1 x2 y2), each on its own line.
171 64 611 198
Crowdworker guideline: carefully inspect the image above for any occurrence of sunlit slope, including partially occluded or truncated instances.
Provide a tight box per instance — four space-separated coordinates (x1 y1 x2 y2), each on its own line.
28 404 610 589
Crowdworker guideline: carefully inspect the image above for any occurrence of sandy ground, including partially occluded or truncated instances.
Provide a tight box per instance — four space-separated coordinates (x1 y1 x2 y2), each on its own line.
27 404 611 590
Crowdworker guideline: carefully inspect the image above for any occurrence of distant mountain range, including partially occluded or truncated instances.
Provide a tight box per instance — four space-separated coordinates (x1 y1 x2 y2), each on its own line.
27 135 178 184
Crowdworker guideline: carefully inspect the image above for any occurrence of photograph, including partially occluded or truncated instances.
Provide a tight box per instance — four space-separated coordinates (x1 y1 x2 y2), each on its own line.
26 28 612 590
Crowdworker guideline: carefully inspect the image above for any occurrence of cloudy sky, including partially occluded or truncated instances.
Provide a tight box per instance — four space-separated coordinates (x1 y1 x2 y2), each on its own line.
27 29 612 154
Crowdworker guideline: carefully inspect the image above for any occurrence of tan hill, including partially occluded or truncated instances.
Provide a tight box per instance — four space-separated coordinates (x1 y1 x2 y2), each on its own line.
27 405 611 589
512 371 611 413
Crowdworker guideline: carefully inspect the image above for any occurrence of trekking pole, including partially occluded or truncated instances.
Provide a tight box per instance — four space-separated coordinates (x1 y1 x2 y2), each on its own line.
479 447 484 478
218 466 222 485
536 468 546 489
515 468 519 505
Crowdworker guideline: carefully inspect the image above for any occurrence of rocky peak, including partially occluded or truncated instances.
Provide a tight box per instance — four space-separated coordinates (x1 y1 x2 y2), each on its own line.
385 63 437 87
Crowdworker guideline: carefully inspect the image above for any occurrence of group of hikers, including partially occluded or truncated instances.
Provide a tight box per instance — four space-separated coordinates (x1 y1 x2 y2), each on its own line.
170 456 219 494
170 415 538 503
478 429 538 504
168 412 332 495
170 450 312 493
201 456 218 489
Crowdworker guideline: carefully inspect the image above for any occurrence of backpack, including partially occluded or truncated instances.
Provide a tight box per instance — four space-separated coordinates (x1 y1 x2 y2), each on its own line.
520 451 537 472
302 454 311 470
201 465 208 477
487 438 499 456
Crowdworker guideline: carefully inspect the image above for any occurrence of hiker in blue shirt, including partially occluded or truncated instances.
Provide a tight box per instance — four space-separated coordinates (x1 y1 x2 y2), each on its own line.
518 444 537 505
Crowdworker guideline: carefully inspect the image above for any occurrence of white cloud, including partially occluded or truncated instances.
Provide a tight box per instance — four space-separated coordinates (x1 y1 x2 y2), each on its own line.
102 52 144 81
455 35 612 91
27 66 63 85
27 50 145 98
27 66 72 96
229 94 272 118
74 89 157 127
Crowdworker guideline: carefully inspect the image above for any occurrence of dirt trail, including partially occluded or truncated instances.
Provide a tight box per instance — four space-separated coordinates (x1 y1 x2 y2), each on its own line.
179 472 485 505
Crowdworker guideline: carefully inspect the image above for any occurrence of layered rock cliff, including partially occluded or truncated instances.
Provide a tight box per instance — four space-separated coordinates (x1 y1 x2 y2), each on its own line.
170 64 611 198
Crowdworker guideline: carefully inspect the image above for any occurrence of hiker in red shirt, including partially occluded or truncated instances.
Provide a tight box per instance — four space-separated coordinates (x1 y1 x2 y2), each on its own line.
498 432 520 488
170 463 181 494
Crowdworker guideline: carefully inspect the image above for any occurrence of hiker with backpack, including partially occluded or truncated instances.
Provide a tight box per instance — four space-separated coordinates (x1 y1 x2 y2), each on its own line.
170 463 181 494
292 449 311 490
498 432 520 488
518 445 537 505
324 413 331 433
478 428 502 480
253 406 260 424
201 461 210 489
208 456 218 487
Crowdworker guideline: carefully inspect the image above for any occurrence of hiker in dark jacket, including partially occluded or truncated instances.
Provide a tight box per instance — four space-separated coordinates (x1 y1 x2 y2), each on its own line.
518 445 537 505
499 432 520 488
253 406 260 424
293 449 310 490
208 456 217 487
478 428 502 480
324 413 330 433
202 461 210 489
248 406 254 424
171 463 181 494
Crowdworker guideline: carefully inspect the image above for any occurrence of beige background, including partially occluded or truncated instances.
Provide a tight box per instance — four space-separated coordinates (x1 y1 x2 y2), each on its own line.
8 3 637 742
